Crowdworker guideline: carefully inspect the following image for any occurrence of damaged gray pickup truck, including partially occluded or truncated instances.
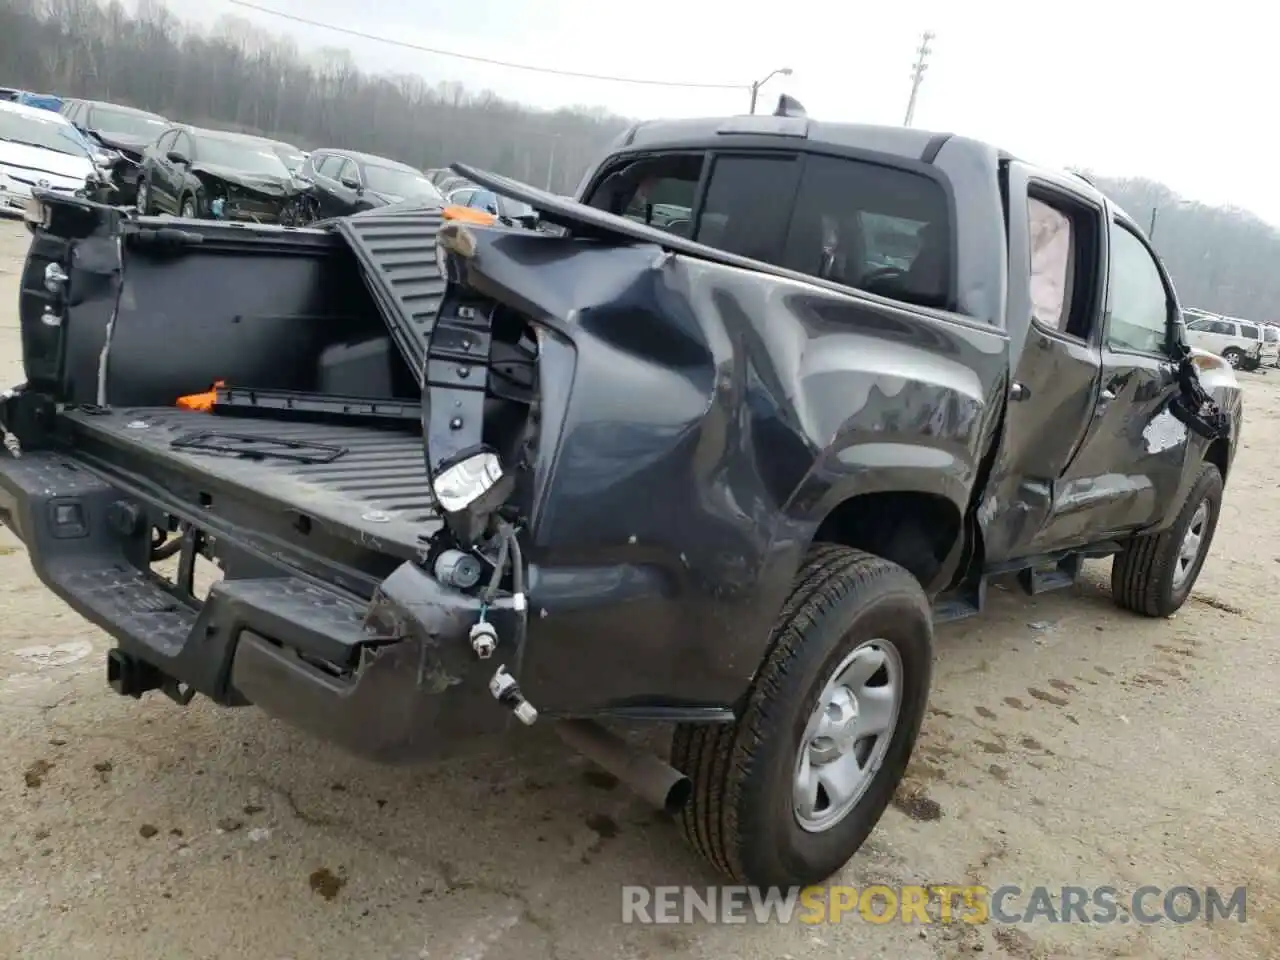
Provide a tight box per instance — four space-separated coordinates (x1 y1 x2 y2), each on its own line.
0 109 1242 888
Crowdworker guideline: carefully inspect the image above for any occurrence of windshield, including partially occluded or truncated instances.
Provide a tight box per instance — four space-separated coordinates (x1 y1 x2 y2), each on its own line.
195 136 291 176
273 146 305 172
87 107 166 139
0 110 85 156
363 164 442 200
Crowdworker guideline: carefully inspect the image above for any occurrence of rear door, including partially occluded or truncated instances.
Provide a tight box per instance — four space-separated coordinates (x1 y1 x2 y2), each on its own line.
980 167 1109 563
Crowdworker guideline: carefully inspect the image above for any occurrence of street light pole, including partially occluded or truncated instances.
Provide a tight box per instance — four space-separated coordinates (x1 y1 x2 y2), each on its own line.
749 66 793 114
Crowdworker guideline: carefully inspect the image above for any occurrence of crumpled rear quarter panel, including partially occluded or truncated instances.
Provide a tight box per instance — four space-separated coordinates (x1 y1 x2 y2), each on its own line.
455 231 1008 715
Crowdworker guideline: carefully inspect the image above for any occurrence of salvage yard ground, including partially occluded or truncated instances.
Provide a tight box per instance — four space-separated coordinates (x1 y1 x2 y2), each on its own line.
0 218 1277 960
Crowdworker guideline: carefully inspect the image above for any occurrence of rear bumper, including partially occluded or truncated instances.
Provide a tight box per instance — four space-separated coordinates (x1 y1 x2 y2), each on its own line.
0 448 520 763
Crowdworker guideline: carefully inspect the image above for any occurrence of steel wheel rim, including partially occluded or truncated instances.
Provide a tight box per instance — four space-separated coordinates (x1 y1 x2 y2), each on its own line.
1226 353 1240 368
793 638 903 833
1172 500 1210 591
181 199 195 218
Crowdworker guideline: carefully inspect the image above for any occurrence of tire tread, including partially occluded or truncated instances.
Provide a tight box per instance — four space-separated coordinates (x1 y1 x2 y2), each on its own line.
672 543 926 883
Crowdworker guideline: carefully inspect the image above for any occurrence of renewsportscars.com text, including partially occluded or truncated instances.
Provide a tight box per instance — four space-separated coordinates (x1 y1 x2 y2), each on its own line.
621 884 1248 926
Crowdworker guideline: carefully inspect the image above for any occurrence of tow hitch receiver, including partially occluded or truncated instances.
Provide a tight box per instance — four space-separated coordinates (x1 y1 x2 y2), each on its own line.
107 647 194 704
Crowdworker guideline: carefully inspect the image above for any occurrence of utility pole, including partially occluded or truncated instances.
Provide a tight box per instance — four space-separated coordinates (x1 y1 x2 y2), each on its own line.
904 31 934 127
546 135 558 191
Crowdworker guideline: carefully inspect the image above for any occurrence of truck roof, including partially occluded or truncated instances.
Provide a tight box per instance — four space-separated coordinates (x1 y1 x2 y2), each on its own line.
609 114 1116 213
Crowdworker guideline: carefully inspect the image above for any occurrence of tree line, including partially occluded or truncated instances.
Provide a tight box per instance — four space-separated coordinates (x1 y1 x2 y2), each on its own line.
0 0 1275 321
1086 173 1280 322
0 0 629 194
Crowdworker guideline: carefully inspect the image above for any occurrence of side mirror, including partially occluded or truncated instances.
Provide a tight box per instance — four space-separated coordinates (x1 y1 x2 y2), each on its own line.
166 150 188 165
340 174 360 190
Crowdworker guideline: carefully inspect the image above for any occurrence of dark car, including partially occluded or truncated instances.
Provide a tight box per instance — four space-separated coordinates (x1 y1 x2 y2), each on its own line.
299 148 444 219
60 98 167 204
444 184 539 228
135 125 309 222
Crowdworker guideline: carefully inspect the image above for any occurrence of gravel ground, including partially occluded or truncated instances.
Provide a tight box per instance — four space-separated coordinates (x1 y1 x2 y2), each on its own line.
0 217 1277 960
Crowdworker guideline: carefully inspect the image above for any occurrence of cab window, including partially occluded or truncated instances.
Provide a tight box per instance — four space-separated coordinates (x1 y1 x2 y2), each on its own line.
585 150 953 311
1105 222 1170 355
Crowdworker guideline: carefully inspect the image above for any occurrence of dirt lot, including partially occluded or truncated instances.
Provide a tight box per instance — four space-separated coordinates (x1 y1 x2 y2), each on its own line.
0 217 1277 960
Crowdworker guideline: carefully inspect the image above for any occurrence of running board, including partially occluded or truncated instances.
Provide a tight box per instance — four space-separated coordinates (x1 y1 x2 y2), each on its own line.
931 544 1122 625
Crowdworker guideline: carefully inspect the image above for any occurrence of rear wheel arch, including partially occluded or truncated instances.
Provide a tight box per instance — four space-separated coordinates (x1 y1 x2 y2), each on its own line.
809 490 964 593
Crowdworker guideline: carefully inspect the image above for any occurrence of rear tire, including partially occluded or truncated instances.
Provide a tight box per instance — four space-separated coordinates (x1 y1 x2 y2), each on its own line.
1221 348 1244 369
1111 462 1223 617
670 544 933 888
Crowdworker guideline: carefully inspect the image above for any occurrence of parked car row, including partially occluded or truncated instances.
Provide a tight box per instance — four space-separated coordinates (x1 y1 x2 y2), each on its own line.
1181 307 1280 371
1 87 546 230
0 100 105 214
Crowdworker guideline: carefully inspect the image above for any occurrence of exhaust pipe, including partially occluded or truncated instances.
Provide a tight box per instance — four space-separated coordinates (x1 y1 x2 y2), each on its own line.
554 719 692 814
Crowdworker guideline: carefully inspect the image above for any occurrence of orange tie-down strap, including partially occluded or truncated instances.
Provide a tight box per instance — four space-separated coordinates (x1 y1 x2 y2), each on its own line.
442 204 496 226
176 380 225 412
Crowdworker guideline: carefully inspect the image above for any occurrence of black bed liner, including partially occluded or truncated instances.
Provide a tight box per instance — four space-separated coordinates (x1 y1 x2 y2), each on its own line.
61 407 439 558
333 210 447 377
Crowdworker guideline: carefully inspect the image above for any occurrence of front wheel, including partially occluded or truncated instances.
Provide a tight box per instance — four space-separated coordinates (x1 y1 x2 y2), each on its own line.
135 177 152 215
1111 462 1224 617
670 544 933 888
1221 348 1244 369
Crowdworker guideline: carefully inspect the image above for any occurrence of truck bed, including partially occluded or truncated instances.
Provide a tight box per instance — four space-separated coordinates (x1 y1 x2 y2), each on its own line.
60 406 438 562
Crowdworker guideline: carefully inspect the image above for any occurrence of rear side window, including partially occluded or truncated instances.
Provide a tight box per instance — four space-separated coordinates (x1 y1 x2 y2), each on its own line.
585 150 953 311
1027 198 1073 332
696 154 800 263
782 155 950 309
1240 323 1259 340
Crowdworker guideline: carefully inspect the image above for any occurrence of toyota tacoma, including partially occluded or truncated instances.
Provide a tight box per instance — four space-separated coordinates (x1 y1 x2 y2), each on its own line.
0 102 1241 888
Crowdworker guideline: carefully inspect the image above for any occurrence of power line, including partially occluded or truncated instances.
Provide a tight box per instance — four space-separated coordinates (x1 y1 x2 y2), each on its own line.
903 30 934 127
224 0 747 90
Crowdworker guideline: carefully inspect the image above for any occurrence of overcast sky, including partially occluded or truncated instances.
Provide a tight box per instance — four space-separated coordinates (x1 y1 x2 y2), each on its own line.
164 0 1273 224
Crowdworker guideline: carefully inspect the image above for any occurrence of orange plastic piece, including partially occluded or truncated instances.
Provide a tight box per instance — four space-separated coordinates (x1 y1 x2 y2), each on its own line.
442 204 497 226
176 379 226 412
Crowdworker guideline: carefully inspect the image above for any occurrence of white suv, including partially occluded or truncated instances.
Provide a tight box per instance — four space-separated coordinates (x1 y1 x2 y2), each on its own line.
1183 312 1264 370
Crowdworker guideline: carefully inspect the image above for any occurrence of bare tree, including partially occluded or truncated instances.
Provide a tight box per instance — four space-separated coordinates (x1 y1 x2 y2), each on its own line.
0 0 630 193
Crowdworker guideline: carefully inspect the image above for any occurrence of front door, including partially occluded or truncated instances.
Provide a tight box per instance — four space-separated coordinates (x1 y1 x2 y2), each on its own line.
980 169 1108 563
1033 217 1187 546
